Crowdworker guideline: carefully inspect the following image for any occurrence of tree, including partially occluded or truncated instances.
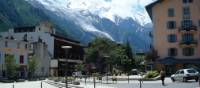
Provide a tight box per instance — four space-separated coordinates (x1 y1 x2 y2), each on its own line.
124 42 135 67
28 55 37 78
85 37 116 73
135 55 145 71
75 64 84 72
145 48 158 62
85 38 135 74
111 45 132 73
5 55 18 79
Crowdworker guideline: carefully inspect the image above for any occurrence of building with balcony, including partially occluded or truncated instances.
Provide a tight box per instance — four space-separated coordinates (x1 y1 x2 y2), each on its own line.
0 22 84 77
146 0 200 75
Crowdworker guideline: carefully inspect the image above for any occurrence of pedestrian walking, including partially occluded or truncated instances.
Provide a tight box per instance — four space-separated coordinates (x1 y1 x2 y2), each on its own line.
160 69 166 86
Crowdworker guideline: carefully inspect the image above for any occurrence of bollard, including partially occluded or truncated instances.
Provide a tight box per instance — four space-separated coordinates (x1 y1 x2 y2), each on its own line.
13 83 14 88
41 81 43 88
128 75 129 84
106 74 108 84
139 79 142 88
93 77 96 88
85 76 87 84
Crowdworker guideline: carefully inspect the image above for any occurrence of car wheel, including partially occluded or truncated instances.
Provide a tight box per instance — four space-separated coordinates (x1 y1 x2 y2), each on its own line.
183 78 187 82
171 77 175 82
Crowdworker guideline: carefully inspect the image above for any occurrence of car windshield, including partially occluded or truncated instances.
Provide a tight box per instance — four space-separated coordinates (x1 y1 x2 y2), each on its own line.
187 70 196 73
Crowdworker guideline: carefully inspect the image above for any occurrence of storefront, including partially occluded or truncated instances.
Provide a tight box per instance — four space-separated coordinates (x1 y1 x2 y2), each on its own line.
156 57 200 76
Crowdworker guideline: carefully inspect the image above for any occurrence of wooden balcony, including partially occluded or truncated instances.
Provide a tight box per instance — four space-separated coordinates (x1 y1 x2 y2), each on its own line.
179 40 198 47
179 26 197 33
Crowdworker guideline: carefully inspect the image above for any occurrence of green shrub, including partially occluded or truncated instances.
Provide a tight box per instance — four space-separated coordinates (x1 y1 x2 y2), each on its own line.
92 73 100 77
67 77 75 81
144 71 159 79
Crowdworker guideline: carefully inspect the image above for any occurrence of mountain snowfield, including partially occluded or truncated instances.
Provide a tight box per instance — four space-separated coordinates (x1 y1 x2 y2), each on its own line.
26 0 154 51
27 0 153 24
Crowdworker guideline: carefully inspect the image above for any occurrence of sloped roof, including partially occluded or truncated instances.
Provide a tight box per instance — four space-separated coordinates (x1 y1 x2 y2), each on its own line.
145 0 164 20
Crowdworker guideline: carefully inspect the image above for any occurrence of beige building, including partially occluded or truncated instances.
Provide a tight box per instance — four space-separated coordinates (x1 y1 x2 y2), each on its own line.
146 0 200 75
0 38 31 78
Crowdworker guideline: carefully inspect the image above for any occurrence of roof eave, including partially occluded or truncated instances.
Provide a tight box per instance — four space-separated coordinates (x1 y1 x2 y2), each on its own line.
145 0 164 20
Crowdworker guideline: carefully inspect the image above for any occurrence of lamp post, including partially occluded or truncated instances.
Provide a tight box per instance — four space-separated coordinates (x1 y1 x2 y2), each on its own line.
103 55 110 84
62 46 72 88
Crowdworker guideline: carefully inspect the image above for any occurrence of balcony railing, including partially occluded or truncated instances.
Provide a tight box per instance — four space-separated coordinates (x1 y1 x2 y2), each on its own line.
179 40 198 46
179 26 197 32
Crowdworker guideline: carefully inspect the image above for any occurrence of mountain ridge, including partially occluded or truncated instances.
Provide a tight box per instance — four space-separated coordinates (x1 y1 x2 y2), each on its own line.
0 0 153 52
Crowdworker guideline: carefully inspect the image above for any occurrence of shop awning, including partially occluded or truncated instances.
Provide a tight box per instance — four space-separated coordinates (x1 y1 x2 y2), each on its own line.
175 59 200 64
157 57 200 65
157 57 176 65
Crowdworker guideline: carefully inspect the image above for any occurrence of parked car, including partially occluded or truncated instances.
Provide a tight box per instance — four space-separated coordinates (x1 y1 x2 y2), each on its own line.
72 71 82 77
130 69 139 75
171 68 199 82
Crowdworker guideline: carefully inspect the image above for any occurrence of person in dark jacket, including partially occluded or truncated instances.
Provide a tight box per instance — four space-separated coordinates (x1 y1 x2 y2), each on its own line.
160 69 166 86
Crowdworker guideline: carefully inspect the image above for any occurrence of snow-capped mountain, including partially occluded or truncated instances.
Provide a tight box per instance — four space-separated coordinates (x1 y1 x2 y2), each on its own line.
26 0 153 51
0 0 153 51
27 0 153 25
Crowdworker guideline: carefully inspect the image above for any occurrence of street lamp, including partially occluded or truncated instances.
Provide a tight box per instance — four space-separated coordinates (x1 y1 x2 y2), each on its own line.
62 46 72 88
103 55 110 84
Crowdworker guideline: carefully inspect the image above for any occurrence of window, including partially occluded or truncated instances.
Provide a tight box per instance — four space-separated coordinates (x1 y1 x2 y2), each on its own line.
167 21 176 29
183 0 193 3
17 42 20 49
168 8 174 17
168 48 177 56
182 20 192 27
168 34 177 43
175 71 180 74
25 44 28 49
180 70 184 74
182 33 194 42
183 7 190 18
187 70 196 73
20 55 24 64
5 41 8 47
183 47 194 56
199 20 200 27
